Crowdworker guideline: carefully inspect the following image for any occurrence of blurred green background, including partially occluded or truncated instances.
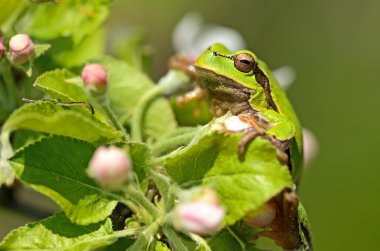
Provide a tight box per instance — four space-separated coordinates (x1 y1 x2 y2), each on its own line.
2 0 380 250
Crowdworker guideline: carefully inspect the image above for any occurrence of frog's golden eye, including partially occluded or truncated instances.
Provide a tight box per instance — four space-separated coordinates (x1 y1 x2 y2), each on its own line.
233 53 255 73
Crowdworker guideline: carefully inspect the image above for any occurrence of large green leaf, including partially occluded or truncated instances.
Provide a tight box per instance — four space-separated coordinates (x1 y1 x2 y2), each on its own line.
53 27 106 68
10 136 117 225
164 122 293 225
98 57 177 140
0 212 115 251
24 0 111 44
207 230 244 251
0 0 23 27
3 102 121 144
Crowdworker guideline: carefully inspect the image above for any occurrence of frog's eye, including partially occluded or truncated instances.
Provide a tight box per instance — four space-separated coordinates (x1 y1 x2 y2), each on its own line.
233 53 256 73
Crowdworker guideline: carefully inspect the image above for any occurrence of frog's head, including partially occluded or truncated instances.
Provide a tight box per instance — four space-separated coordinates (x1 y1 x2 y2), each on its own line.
194 43 262 90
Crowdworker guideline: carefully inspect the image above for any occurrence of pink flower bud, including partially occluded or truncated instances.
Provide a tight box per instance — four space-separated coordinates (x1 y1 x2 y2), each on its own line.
9 34 35 64
174 188 225 235
244 201 277 228
0 41 5 60
175 201 225 235
302 128 319 167
81 64 107 92
87 146 131 188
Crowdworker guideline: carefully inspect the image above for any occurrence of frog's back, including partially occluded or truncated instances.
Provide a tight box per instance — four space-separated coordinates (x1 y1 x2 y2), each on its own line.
259 60 304 181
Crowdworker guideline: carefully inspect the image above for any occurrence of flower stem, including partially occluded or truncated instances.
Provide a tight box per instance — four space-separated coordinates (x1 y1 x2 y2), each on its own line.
127 222 160 251
2 64 19 110
131 86 162 141
162 226 189 251
103 102 127 136
189 233 212 251
131 70 191 142
124 186 160 219
112 226 146 238
151 131 196 157
227 226 246 250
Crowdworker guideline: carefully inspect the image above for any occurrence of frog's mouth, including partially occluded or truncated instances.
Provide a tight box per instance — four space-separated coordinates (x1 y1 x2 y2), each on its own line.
194 66 253 103
195 66 252 90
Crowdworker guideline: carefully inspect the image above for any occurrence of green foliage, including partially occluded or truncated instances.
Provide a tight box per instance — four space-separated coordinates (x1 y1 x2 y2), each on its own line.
0 0 23 27
24 0 111 44
3 102 121 144
34 69 87 101
0 1 311 250
99 57 178 141
0 212 115 251
10 136 117 225
165 122 293 225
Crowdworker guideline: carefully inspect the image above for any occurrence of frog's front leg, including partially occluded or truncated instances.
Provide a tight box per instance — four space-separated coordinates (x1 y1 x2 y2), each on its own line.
237 111 295 163
169 54 198 78
176 85 205 106
170 55 206 107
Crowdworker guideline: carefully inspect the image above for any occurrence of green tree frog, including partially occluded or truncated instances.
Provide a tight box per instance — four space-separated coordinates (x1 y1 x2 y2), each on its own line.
172 43 303 181
170 43 311 250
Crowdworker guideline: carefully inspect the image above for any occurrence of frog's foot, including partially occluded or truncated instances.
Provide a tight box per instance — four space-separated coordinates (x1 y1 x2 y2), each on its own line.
176 85 205 107
22 98 94 115
237 127 289 164
253 189 303 250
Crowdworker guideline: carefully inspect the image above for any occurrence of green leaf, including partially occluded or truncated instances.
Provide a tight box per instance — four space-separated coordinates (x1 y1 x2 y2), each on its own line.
3 102 121 144
207 230 244 251
151 241 171 251
10 136 117 225
101 238 134 251
164 122 293 225
24 0 111 44
0 212 115 251
128 142 151 190
298 202 313 250
0 0 23 27
98 57 177 140
53 27 106 68
33 68 109 124
35 43 51 58
34 69 87 102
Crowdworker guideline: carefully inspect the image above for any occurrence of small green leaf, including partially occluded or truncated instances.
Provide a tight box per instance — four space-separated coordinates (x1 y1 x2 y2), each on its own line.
0 212 115 251
24 0 111 44
34 43 51 58
34 69 87 102
33 69 109 124
164 123 293 225
10 136 117 224
3 102 121 144
151 241 171 251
